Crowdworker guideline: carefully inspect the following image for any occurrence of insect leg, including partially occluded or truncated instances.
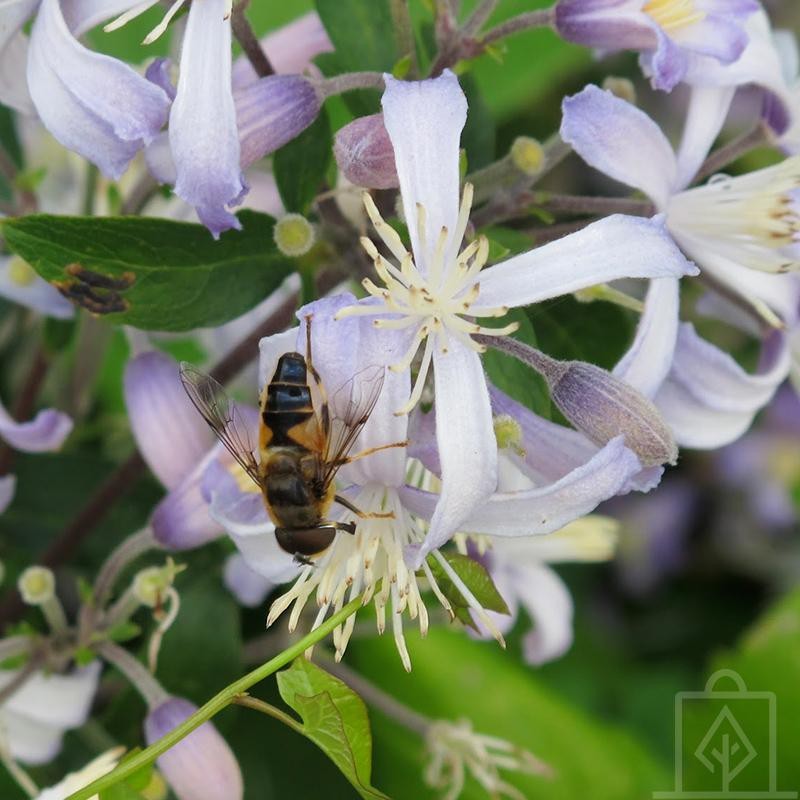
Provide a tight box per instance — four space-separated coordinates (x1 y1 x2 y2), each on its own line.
334 494 395 520
338 440 409 465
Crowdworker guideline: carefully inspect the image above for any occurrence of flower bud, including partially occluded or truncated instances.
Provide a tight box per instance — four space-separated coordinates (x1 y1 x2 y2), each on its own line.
509 136 544 177
133 560 182 608
601 76 636 105
145 697 243 800
547 360 677 468
274 213 316 257
18 566 55 605
234 75 322 169
333 113 399 189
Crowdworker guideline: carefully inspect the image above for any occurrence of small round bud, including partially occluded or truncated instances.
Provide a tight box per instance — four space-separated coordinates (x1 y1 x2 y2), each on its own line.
18 565 55 605
333 113 399 189
510 136 544 177
274 214 316 257
493 414 525 456
602 76 637 104
133 567 168 608
8 256 38 287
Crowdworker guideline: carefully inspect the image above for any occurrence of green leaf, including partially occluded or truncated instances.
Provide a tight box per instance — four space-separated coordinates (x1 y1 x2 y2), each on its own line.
277 657 390 800
107 621 142 644
426 552 509 630
676 588 800 794
99 750 152 800
0 211 295 331
527 296 636 371
74 646 96 667
274 110 332 214
482 307 550 418
314 0 397 115
351 627 669 800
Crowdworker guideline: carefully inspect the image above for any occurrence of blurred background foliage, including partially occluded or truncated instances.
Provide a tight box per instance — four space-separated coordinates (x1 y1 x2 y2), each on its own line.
1 1 799 798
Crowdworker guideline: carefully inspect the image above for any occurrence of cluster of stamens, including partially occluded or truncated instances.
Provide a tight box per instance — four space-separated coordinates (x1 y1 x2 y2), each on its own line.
668 157 800 273
642 0 706 33
266 484 504 671
335 183 518 414
104 0 233 44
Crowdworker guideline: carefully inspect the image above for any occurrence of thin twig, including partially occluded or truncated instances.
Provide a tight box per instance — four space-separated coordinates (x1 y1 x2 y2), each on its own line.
693 124 769 183
479 8 555 47
524 218 597 245
231 0 274 78
97 641 168 708
0 346 49 476
529 193 654 217
120 174 160 216
317 71 385 97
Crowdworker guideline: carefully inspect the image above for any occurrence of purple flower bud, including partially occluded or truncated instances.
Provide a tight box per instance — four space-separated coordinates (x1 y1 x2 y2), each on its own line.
234 75 322 169
145 697 243 800
479 336 676 468
541 358 677 468
333 113 399 189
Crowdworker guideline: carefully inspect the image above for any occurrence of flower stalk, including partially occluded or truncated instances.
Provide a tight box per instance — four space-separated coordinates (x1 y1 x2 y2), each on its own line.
65 592 366 800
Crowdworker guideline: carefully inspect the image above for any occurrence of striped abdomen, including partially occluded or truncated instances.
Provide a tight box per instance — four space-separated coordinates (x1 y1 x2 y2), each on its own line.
260 352 315 448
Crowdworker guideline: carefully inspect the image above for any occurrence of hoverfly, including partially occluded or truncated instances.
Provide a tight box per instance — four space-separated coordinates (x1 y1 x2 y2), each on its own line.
180 316 403 564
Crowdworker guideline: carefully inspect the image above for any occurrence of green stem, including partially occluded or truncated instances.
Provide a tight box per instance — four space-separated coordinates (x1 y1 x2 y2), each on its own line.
233 695 305 735
65 594 365 800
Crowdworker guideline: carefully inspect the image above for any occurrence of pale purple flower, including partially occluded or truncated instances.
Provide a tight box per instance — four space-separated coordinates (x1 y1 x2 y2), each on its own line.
0 255 74 319
562 84 798 446
19 0 170 180
0 661 101 765
334 113 399 189
144 696 243 800
124 349 225 549
334 71 694 562
206 295 659 669
554 0 759 91
142 10 327 236
0 475 15 514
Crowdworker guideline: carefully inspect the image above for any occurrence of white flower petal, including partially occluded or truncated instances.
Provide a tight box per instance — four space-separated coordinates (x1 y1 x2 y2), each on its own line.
28 0 169 180
413 345 497 563
2 712 64 765
2 661 101 729
401 436 640 537
124 350 215 490
223 552 274 608
169 0 246 236
0 396 72 453
613 278 680 397
655 324 791 448
205 461 299 584
674 85 735 189
258 326 299 393
381 71 467 272
472 215 696 313
0 0 37 54
0 33 34 115
0 257 74 318
62 0 148 36
561 85 678 207
516 563 574 666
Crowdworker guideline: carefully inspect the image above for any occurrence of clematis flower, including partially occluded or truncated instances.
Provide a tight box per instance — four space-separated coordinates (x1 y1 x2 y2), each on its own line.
553 0 759 92
334 71 694 561
205 295 665 669
18 0 171 180
0 661 101 764
0 255 74 319
561 84 798 446
141 9 328 236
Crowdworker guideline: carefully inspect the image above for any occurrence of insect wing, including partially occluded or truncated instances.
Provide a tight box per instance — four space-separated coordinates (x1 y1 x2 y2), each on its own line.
319 365 385 490
179 363 260 487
